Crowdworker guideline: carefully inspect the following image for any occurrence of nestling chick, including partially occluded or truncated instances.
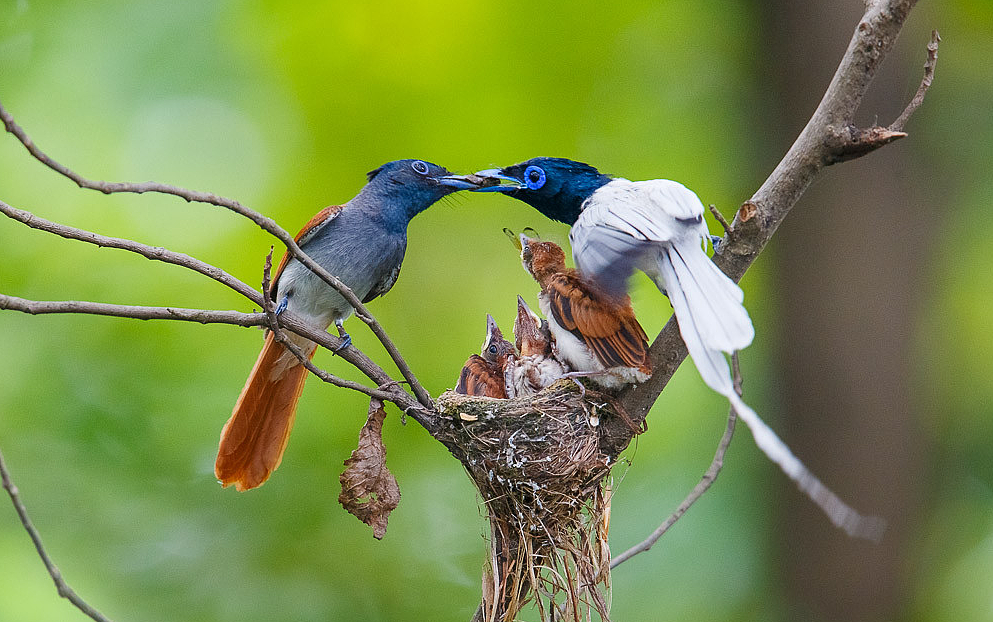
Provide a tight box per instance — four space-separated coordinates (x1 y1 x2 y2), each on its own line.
512 295 566 396
518 234 651 389
455 314 517 398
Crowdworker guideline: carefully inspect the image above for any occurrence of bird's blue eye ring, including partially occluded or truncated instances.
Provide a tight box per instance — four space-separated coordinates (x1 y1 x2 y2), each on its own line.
524 165 546 190
411 160 430 175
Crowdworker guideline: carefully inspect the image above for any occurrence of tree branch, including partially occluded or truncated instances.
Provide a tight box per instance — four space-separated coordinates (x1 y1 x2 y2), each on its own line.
615 0 933 439
0 99 432 409
0 291 433 427
0 293 264 326
0 198 261 304
0 449 115 622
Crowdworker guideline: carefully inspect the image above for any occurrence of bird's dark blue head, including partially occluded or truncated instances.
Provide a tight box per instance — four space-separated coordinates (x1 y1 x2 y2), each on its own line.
361 159 483 223
473 157 613 225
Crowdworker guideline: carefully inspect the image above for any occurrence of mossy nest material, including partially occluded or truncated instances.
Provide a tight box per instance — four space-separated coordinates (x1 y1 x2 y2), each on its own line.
435 381 628 621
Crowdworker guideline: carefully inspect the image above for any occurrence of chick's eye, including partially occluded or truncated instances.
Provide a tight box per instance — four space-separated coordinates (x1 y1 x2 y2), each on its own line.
411 160 429 175
524 165 546 190
488 345 498 354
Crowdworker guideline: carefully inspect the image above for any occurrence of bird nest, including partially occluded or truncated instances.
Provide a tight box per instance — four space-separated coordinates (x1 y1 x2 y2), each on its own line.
435 381 631 622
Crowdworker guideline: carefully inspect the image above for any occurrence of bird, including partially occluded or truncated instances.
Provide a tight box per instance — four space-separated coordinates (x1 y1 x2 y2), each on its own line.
516 233 651 390
455 314 517 399
215 159 483 491
511 294 566 396
474 158 752 399
477 161 884 539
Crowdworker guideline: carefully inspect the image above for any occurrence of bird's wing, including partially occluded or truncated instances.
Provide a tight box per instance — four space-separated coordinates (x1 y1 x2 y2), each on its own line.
544 273 649 370
455 355 507 398
271 204 346 298
570 179 709 294
361 236 407 303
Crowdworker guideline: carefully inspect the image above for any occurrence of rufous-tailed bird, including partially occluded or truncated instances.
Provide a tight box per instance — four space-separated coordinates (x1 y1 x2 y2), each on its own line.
478 159 882 538
216 160 482 491
455 314 517 399
517 233 651 390
511 294 565 396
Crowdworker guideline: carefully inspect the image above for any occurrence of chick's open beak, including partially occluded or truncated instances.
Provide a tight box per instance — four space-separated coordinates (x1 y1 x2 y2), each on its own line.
503 227 522 250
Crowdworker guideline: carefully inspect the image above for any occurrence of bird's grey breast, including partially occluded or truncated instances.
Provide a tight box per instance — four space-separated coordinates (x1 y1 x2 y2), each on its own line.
276 207 406 324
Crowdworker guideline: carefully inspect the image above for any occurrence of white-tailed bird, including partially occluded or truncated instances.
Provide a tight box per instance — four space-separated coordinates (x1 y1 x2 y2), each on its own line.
476 158 883 539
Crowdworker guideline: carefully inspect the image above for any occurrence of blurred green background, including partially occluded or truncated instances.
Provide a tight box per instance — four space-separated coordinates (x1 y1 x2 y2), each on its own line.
1 1 990 621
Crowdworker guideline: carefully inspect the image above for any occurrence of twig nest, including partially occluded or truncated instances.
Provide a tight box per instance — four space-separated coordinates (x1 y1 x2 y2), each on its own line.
436 380 617 498
435 380 624 621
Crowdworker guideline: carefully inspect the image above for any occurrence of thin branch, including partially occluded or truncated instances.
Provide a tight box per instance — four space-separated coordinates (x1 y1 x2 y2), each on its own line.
609 355 741 569
0 294 264 326
0 448 114 622
0 291 431 423
707 203 732 237
0 198 261 304
890 29 940 132
0 98 432 409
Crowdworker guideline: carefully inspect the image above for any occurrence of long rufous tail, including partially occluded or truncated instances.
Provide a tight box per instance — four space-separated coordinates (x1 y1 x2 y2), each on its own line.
215 331 315 491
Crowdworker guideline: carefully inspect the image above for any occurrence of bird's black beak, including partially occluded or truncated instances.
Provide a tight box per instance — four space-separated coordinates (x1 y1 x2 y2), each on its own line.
436 174 490 190
470 168 525 193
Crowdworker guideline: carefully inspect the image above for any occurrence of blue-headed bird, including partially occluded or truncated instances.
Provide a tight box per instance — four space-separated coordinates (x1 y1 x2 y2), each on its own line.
216 160 482 491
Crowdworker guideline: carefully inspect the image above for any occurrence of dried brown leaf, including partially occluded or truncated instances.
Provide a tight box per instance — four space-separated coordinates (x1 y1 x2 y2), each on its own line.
338 399 400 539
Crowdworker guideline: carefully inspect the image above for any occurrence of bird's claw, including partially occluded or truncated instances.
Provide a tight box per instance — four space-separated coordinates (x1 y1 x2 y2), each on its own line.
333 333 352 354
709 235 724 253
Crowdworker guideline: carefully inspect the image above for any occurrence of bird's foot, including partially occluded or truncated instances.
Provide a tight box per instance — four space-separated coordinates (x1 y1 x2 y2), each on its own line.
709 235 724 253
333 323 352 354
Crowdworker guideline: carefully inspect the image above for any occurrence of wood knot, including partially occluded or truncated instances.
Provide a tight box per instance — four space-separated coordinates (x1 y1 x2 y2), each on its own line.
738 201 758 222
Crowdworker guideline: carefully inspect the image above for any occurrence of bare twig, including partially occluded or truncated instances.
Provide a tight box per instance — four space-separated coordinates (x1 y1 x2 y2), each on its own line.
609 355 741 569
0 199 261 304
707 204 732 237
0 293 265 326
0 291 427 420
0 448 114 622
0 99 432 409
890 29 940 132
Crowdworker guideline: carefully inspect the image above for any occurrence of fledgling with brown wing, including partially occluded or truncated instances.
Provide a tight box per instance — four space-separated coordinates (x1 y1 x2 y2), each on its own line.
455 314 517 399
518 234 651 390
512 295 566 395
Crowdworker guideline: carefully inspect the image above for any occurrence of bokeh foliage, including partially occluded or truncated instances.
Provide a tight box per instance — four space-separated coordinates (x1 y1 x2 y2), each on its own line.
1 1 991 620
